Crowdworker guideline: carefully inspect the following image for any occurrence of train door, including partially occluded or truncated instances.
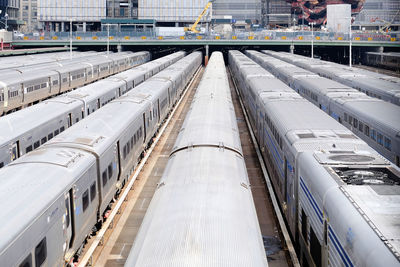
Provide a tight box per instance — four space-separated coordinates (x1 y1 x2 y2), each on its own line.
65 189 75 250
157 99 161 123
167 87 171 106
10 141 20 161
284 157 288 204
116 141 122 181
142 113 147 143
21 83 25 103
48 77 51 93
396 155 399 168
67 113 72 128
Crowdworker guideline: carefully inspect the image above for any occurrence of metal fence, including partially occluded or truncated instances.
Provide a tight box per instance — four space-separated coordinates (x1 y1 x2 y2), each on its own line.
15 30 400 42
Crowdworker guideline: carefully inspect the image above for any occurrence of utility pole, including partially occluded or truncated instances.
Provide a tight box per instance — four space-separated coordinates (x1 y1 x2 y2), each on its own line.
70 19 72 59
310 22 315 58
107 24 110 56
349 17 352 68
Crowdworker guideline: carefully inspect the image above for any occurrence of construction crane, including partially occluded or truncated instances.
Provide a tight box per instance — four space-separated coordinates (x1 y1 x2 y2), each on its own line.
371 9 400 33
184 0 214 33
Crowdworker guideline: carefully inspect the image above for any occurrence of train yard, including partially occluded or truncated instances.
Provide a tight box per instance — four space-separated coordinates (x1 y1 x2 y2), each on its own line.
0 48 399 267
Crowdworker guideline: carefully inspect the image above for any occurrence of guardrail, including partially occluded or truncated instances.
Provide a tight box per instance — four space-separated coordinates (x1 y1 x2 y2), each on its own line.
14 30 400 43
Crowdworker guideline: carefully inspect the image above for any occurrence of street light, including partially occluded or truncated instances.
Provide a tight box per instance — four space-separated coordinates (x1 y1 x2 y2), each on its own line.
310 22 316 59
107 24 110 56
343 16 353 68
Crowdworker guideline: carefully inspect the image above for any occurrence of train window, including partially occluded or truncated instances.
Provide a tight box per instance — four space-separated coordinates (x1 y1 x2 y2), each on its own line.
371 129 376 141
348 115 353 125
377 133 383 146
65 198 70 228
108 164 113 180
90 182 96 202
353 118 358 128
54 129 59 136
127 142 130 155
384 138 392 151
34 237 47 267
26 145 33 153
82 189 89 212
76 118 79 123
63 78 67 83
60 126 65 132
131 137 134 149
364 125 370 137
48 133 53 140
310 227 322 267
34 141 40 149
52 80 58 86
102 171 107 187
359 122 364 132
301 209 307 244
41 137 47 145
34 85 40 90
40 83 46 89
19 253 32 267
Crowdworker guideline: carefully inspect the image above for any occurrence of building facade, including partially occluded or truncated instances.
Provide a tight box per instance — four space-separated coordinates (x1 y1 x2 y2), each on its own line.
213 0 262 22
0 0 20 30
354 0 400 30
107 0 138 19
138 0 210 22
37 0 106 31
19 0 38 32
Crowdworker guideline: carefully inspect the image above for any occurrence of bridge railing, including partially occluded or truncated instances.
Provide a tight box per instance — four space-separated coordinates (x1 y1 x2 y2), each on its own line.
15 30 399 43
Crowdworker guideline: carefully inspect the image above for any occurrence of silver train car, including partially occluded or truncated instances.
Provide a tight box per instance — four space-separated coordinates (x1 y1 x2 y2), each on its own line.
0 51 186 169
245 50 400 168
125 51 268 267
229 50 400 267
262 50 400 106
0 52 202 267
0 51 151 115
0 51 102 70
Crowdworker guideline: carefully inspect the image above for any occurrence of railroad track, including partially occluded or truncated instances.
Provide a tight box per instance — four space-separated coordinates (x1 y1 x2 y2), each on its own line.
77 66 204 267
354 64 400 78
